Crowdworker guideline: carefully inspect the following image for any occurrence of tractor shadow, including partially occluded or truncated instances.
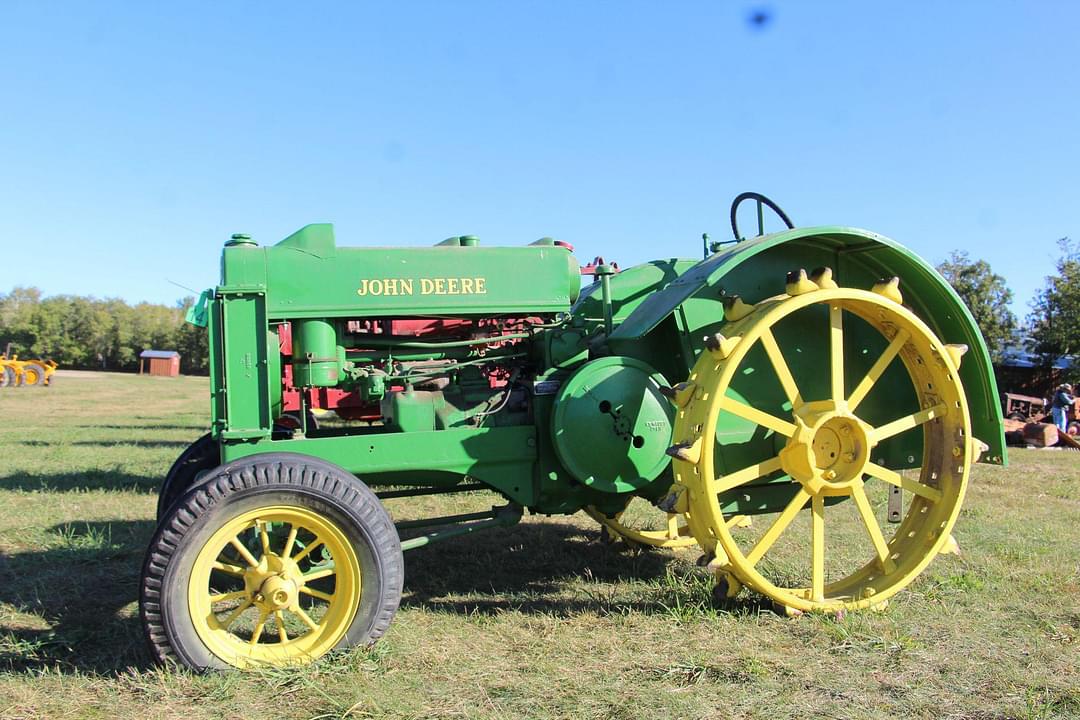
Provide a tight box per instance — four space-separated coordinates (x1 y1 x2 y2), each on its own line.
11 440 191 449
400 519 769 618
0 520 156 674
0 518 770 675
0 470 160 494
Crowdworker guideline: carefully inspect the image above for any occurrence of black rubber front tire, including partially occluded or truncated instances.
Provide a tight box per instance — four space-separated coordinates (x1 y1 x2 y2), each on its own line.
156 433 218 522
140 453 404 671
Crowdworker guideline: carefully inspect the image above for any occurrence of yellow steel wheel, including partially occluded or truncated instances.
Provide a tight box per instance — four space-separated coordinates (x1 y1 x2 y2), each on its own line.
584 499 698 549
187 506 361 667
671 281 973 613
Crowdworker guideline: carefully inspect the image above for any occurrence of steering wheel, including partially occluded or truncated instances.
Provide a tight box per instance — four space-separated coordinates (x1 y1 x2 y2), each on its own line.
730 191 795 241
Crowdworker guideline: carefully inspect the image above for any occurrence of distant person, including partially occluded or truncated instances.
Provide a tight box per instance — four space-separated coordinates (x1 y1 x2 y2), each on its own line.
1051 383 1074 433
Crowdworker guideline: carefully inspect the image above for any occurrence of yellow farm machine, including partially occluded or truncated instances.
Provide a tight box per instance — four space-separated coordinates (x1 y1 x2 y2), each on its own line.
0 344 57 388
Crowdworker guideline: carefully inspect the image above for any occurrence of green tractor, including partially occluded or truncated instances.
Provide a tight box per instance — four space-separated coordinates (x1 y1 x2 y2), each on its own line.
142 193 1004 669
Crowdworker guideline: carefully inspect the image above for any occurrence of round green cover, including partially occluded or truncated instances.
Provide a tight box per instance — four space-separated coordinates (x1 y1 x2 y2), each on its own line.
551 357 674 493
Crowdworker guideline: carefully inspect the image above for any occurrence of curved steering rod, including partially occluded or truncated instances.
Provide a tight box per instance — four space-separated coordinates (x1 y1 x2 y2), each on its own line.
730 191 795 242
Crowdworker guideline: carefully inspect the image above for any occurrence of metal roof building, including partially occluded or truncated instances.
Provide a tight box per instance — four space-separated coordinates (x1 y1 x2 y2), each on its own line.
139 350 180 377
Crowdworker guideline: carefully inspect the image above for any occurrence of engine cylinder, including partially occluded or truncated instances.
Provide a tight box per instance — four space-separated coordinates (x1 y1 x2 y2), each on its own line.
292 319 339 387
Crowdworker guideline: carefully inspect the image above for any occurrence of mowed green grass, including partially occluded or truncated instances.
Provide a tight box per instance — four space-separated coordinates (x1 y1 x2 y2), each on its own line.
0 371 1078 720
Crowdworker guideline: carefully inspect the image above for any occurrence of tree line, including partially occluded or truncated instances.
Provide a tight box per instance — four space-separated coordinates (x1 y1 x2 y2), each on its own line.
0 238 1075 379
936 237 1078 383
0 288 209 374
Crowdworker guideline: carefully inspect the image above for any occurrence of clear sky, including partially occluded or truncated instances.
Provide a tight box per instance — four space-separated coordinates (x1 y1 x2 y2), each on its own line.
2 2 1076 319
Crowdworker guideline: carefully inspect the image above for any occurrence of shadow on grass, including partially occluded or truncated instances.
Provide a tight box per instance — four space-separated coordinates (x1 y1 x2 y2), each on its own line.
401 520 778 618
10 440 192 449
0 520 156 674
0 470 160 493
0 518 761 676
69 440 193 449
72 424 207 432
403 521 706 615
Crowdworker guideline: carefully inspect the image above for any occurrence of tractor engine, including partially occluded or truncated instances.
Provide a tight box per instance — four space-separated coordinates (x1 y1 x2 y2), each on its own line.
277 315 537 431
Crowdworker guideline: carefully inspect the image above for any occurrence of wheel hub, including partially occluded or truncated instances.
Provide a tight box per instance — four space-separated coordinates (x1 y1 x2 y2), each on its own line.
242 551 304 611
779 402 872 495
257 574 298 610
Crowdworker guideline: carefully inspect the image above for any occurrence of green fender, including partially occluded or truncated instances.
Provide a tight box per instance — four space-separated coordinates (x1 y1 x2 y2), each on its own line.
609 226 1006 465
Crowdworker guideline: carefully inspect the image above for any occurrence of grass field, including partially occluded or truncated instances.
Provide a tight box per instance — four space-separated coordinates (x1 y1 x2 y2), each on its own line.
0 371 1077 720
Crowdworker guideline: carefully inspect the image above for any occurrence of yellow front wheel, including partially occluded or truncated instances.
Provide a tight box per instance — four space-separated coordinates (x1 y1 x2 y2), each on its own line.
671 275 974 613
141 455 403 670
187 506 362 666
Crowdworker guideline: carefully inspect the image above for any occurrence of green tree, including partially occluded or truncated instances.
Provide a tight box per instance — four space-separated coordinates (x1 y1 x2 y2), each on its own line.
175 296 210 374
936 251 1017 364
0 286 209 374
0 287 42 354
1029 238 1080 379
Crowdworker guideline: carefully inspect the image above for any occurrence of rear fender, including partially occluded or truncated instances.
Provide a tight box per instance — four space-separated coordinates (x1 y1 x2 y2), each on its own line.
609 226 1006 465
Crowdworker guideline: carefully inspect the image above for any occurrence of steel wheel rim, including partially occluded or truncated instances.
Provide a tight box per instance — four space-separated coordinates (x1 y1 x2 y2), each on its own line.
674 287 972 611
187 505 362 667
584 501 698 549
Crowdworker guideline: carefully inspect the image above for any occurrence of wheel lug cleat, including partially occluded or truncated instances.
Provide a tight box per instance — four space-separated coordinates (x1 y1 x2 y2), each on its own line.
722 295 755 322
809 266 838 289
785 269 819 296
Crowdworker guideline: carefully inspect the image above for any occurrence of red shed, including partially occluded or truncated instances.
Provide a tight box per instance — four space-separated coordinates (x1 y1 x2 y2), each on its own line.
139 350 180 377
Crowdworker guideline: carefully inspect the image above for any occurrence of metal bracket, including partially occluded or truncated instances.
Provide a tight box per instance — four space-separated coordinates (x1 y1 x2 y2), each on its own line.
887 485 903 523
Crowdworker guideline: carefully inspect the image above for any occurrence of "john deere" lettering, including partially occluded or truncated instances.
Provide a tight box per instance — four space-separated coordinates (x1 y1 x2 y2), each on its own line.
356 277 488 297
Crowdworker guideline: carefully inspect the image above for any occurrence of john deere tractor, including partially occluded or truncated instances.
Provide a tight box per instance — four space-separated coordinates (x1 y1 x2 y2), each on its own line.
141 193 1004 670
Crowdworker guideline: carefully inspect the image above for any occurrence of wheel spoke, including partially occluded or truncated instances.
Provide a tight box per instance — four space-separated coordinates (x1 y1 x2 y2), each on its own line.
847 328 910 411
228 537 260 568
829 304 844 403
258 520 271 555
249 610 269 645
714 456 784 494
865 462 943 503
220 598 253 629
871 404 947 444
275 610 289 642
811 495 825 602
208 590 249 605
299 585 335 602
212 561 246 577
303 567 335 583
292 606 320 631
850 481 897 573
292 537 324 564
665 514 680 540
719 395 798 438
283 525 299 559
760 327 802 408
745 488 811 566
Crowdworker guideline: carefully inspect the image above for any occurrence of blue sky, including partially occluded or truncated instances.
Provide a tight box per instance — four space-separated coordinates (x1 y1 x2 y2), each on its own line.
1 2 1076 319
